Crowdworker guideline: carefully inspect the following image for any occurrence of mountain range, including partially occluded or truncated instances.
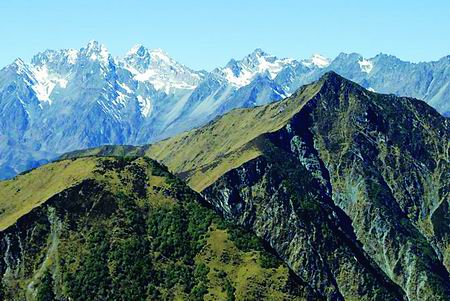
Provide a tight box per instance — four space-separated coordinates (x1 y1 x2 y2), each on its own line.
0 41 449 179
1 73 449 300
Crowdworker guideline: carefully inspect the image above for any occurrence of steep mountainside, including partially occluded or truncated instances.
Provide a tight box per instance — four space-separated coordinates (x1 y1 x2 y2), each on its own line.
0 156 314 300
63 72 450 300
150 73 450 300
1 42 449 179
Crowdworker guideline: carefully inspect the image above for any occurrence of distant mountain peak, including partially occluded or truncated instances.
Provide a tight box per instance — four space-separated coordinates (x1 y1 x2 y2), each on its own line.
12 58 28 72
85 40 103 50
124 45 151 72
82 40 110 63
149 48 174 65
219 49 296 87
30 48 79 68
8 56 68 105
301 54 330 68
250 48 270 57
127 44 148 57
123 45 203 93
125 45 174 65
66 49 79 64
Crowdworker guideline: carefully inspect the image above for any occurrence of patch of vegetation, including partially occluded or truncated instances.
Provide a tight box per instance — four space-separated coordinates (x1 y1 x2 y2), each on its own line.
36 271 55 301
224 278 236 301
0 157 98 230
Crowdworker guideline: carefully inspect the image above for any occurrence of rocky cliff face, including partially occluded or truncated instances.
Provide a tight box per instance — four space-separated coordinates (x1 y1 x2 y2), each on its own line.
178 73 449 300
203 152 406 300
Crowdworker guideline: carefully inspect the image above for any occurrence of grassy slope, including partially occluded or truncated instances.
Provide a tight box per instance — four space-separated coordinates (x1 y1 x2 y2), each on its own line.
197 225 300 301
60 144 150 160
146 81 322 191
0 158 98 230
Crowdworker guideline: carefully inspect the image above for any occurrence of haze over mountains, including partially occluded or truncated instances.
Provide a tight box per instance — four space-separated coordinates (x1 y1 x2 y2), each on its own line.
0 41 449 179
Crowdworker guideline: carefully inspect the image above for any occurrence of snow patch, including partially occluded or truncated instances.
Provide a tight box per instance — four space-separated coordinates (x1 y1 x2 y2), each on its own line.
133 69 157 81
114 92 127 106
118 82 133 94
137 96 152 117
97 98 121 121
359 58 373 73
256 56 294 79
13 58 28 74
31 65 68 104
133 70 196 93
17 96 31 117
223 66 254 87
302 54 330 68
150 49 172 64
86 41 110 64
66 49 78 64
221 51 295 88
125 49 202 93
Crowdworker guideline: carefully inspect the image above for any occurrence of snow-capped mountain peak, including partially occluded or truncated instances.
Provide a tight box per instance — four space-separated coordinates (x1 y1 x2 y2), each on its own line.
30 48 80 71
149 48 173 65
124 44 151 72
11 58 29 74
82 40 110 64
123 45 204 94
301 54 330 68
127 44 149 57
256 55 294 79
250 48 269 58
66 49 79 65
219 49 296 87
9 57 68 105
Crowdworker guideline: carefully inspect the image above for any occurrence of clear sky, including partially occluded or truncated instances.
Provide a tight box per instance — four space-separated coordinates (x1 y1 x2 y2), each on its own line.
1 0 449 70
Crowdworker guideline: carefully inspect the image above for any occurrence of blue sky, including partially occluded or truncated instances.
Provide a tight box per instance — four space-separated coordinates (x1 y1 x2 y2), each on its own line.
1 0 449 70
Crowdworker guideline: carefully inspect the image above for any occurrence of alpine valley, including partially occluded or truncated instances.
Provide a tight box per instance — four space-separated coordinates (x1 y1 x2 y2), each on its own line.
1 72 449 300
0 41 449 179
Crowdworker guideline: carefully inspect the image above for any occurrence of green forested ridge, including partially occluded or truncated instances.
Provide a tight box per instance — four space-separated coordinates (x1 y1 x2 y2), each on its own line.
0 156 312 300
